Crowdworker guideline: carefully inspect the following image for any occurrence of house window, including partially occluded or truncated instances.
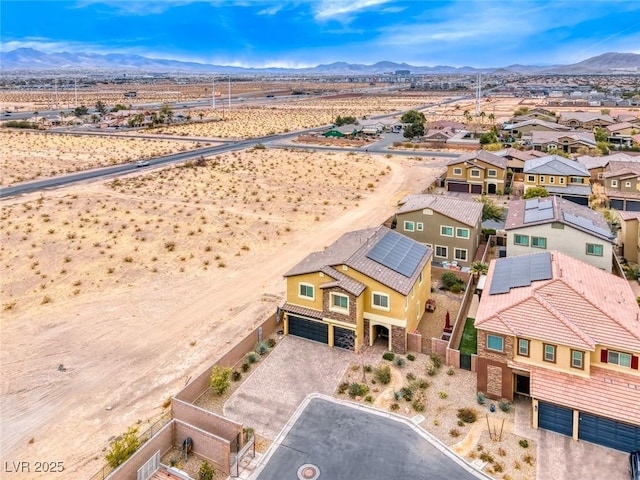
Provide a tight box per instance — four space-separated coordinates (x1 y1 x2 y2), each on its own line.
518 338 530 357
611 180 618 187
453 167 462 176
625 181 632 188
418 271 423 285
456 227 470 239
586 243 603 256
527 175 535 182
299 283 314 300
372 292 390 311
488 169 497 177
597 172 604 180
571 350 584 369
435 245 448 258
570 177 584 184
404 221 415 232
405 297 408 310
539 175 545 183
454 248 468 262
470 169 481 178
440 226 454 237
608 350 632 368
549 176 555 184
514 234 529 246
559 177 565 184
543 344 556 363
487 335 504 352
330 293 349 312
531 236 547 249
417 222 424 231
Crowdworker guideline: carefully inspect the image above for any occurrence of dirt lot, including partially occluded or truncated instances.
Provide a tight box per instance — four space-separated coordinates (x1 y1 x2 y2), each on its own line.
0 147 442 478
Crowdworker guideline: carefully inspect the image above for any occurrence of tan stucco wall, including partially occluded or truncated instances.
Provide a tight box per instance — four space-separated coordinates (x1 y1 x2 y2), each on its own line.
514 339 591 377
618 217 639 263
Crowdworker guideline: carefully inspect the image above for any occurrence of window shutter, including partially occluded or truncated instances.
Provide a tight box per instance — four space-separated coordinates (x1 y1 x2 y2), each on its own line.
600 349 608 363
632 355 639 370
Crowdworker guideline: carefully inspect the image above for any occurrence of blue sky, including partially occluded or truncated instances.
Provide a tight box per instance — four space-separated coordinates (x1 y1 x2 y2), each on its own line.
2 0 639 67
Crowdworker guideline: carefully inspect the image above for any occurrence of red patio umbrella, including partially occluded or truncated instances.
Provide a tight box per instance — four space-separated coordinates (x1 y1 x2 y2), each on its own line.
444 310 451 330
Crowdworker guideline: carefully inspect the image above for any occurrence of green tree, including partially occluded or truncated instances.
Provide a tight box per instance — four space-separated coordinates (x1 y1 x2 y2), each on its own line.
594 127 608 142
95 100 107 115
463 110 472 124
105 426 140 468
73 105 89 117
198 112 204 121
513 106 529 117
403 122 424 139
198 461 215 480
597 141 610 155
334 115 357 126
523 186 549 199
475 195 505 222
400 110 425 124
488 113 495 125
160 103 173 124
111 104 127 112
210 366 232 395
479 131 497 145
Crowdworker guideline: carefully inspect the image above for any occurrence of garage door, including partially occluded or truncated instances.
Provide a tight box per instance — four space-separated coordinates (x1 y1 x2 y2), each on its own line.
447 182 469 193
333 326 355 350
627 200 640 212
579 412 640 452
561 195 589 206
609 199 624 210
538 402 573 437
287 315 328 344
471 184 483 194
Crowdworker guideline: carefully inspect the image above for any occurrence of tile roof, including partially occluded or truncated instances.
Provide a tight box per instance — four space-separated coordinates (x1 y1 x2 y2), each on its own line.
502 119 570 131
559 112 615 123
396 194 483 227
319 266 366 296
617 210 640 221
510 362 640 426
524 155 590 176
504 196 614 242
284 226 432 296
606 122 635 133
447 150 508 169
494 148 539 162
603 161 640 177
529 131 597 146
281 302 323 319
475 251 640 352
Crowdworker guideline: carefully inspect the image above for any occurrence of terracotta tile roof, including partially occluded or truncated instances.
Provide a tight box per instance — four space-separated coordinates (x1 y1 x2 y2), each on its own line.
475 251 640 352
530 131 597 146
447 150 508 169
396 194 483 227
281 302 322 319
559 112 615 123
494 148 539 162
502 119 570 131
603 162 640 178
319 266 366 296
606 122 635 133
618 210 640 221
284 226 432 296
524 155 590 176
504 196 614 242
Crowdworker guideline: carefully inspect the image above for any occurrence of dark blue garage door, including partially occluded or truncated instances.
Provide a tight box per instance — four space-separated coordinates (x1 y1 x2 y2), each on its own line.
561 195 589 206
610 199 624 210
287 315 328 344
333 326 355 350
538 402 574 437
627 200 640 212
579 412 640 452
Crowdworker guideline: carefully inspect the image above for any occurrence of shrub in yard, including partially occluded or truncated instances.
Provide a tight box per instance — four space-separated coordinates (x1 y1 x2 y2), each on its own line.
476 391 486 405
337 382 349 395
457 420 465 427
457 407 478 424
231 371 242 382
255 341 269 355
266 338 276 348
426 365 437 376
374 364 392 384
499 398 512 412
407 353 415 361
414 378 430 389
447 367 455 376
492 462 504 473
105 426 140 468
198 461 215 480
497 447 507 457
210 366 232 395
441 271 464 291
241 362 250 372
364 395 373 403
399 386 414 401
394 356 405 368
364 364 373 373
479 452 495 463
246 351 260 364
412 393 426 412
348 382 369 398
390 403 400 411
449 428 461 438
382 352 395 361
406 372 416 381
438 391 448 399
523 454 535 466
518 439 529 448
450 283 464 294
429 353 442 368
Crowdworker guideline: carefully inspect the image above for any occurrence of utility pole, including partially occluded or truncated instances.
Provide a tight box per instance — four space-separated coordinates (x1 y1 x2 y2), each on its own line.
228 75 231 110
212 76 215 110
74 77 78 107
475 73 481 117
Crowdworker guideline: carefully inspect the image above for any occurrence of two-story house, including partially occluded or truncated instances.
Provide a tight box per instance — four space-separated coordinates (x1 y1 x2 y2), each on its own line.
617 210 640 263
523 155 591 205
445 150 508 194
558 112 615 129
504 196 615 271
529 131 597 154
475 251 640 452
603 161 640 211
394 194 483 267
500 119 570 139
282 226 432 354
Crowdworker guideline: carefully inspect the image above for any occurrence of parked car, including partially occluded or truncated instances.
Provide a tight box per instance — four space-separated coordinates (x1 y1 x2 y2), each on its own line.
135 160 149 167
631 451 640 480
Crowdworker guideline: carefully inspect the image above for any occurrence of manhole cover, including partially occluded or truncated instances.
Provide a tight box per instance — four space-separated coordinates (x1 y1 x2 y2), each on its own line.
297 463 320 480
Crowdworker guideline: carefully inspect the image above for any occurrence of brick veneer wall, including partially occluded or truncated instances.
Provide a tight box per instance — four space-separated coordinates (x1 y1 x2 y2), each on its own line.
322 287 357 324
391 325 406 354
363 319 370 346
477 330 513 362
174 420 231 474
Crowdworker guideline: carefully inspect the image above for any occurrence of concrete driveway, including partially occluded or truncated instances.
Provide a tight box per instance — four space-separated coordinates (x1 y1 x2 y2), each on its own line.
253 395 490 480
223 336 353 439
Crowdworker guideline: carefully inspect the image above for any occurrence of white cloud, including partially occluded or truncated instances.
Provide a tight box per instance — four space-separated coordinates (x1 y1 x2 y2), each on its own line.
73 0 205 16
258 4 284 15
313 0 392 20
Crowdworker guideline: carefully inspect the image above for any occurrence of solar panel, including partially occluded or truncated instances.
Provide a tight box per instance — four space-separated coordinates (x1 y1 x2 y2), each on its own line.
524 207 554 223
563 212 613 239
366 232 428 277
539 200 553 210
489 252 553 295
525 199 539 210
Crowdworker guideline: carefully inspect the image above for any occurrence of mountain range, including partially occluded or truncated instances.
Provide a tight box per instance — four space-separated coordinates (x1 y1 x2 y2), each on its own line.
1 49 639 75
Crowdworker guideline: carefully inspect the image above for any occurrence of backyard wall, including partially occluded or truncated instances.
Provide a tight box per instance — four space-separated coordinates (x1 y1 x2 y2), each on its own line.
174 419 231 474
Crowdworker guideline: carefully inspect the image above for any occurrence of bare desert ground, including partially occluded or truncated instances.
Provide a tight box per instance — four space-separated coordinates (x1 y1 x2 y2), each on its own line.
0 130 211 186
0 147 443 479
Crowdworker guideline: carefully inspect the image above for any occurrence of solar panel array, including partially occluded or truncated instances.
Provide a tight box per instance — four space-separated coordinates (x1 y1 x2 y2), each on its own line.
563 212 613 239
524 198 554 223
365 231 428 277
489 252 553 295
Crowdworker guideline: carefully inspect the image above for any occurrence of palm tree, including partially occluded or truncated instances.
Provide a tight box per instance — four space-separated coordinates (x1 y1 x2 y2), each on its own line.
470 261 489 282
488 113 495 126
198 112 204 121
463 109 472 124
479 111 486 124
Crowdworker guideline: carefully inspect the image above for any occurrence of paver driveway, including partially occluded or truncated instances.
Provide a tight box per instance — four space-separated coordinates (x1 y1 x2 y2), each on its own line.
223 336 353 438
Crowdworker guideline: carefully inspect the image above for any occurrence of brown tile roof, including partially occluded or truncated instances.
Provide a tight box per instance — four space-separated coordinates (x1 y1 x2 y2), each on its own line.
281 302 322 319
530 131 597 146
284 226 432 296
603 162 640 178
559 112 615 123
618 210 640 221
475 251 640 352
504 196 614 242
396 194 483 227
606 122 635 133
495 148 539 162
319 266 366 296
447 150 508 169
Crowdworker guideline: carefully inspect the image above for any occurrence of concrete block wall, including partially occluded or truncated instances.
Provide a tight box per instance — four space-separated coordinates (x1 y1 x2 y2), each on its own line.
174 420 230 474
172 398 242 443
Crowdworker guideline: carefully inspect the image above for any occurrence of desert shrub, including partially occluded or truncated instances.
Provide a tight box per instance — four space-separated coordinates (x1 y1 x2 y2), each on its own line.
406 372 416 381
426 365 437 376
477 391 486 405
449 428 461 438
382 351 395 361
266 338 276 348
374 364 392 384
198 461 215 480
241 362 250 372
457 407 478 424
348 382 369 398
337 382 349 395
497 447 507 457
407 354 415 361
390 403 400 411
438 391 448 399
412 392 426 412
399 386 414 401
440 271 464 291
394 356 406 368
429 353 442 368
499 399 512 412
479 452 495 463
364 364 372 373
523 454 535 466
492 462 504 473
351 364 360 371
255 341 269 355
450 283 464 294
413 378 430 390
364 395 373 403
447 367 455 376
105 426 140 468
231 371 242 382
518 439 529 448
457 420 465 427
210 366 232 395
246 351 260 363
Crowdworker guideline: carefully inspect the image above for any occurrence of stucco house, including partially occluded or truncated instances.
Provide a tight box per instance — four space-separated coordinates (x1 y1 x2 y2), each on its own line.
475 251 640 452
529 131 597 154
282 226 432 354
617 210 640 263
523 155 591 205
445 150 508 194
604 161 640 211
504 196 615 271
394 194 483 267
500 119 569 139
558 112 615 129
